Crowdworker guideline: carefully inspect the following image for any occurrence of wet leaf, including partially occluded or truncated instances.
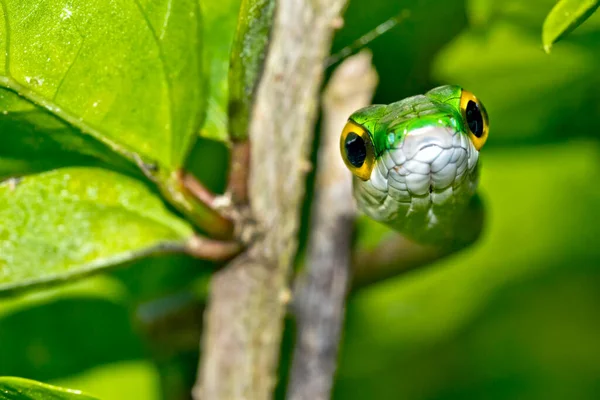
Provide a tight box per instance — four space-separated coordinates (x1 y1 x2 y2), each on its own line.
0 0 204 170
0 377 97 399
0 167 193 293
543 0 600 52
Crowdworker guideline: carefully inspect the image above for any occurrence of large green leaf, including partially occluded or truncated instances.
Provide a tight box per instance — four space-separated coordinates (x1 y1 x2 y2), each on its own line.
0 0 204 170
0 377 97 400
543 0 600 52
0 167 193 293
0 90 137 179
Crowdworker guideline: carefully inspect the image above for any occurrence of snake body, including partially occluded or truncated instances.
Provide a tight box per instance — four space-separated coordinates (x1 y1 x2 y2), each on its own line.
340 85 488 246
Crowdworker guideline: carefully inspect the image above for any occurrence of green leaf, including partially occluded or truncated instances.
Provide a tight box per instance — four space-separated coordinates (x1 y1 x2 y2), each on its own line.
0 92 138 179
0 377 97 399
200 0 242 142
0 1 236 238
0 0 204 169
228 0 276 140
542 0 600 52
0 167 193 293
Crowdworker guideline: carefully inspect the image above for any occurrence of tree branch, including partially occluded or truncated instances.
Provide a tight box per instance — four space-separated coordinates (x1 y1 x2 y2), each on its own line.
194 0 348 398
287 51 378 400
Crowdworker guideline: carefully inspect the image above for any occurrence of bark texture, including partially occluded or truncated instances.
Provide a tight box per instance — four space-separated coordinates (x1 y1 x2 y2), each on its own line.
287 51 378 400
194 0 348 398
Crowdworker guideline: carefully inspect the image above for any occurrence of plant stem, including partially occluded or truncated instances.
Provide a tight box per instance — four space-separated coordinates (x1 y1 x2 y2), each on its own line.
179 170 220 210
185 235 243 262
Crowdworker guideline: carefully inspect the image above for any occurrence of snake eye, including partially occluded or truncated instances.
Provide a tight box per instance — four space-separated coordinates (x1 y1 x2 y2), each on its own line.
340 120 375 181
460 89 489 150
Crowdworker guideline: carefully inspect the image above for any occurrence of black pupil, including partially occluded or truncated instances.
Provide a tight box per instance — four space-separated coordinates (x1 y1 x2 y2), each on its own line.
345 132 367 168
466 100 484 138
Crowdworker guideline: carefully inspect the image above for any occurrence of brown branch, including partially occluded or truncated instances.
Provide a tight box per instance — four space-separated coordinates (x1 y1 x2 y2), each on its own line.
167 170 234 240
185 235 243 262
287 51 378 400
194 0 349 398
179 170 219 209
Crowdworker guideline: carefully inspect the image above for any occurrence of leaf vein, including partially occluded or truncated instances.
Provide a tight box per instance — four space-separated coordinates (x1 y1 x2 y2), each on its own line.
160 0 173 40
0 77 149 168
53 34 85 101
14 1 43 29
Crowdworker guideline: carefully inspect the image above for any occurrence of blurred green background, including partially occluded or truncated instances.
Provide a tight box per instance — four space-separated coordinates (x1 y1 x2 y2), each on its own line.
2 0 600 399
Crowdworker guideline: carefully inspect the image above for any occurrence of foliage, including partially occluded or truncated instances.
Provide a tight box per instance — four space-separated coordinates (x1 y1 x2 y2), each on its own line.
0 0 235 396
0 0 203 170
542 0 600 52
0 0 599 398
0 377 97 399
0 168 192 293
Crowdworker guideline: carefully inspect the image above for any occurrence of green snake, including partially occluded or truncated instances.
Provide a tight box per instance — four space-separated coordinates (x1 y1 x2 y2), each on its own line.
340 85 488 246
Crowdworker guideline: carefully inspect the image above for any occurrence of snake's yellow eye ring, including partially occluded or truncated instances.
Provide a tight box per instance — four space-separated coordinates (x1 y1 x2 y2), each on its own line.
460 90 489 150
340 120 375 181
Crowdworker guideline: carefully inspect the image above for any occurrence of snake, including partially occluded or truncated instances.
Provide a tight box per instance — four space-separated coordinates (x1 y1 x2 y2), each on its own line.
339 85 489 247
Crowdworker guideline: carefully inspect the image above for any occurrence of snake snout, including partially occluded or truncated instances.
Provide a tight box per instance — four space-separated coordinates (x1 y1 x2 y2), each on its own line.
401 126 454 160
386 126 473 198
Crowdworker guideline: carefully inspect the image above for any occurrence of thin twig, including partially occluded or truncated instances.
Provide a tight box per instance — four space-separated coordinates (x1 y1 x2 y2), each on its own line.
179 170 219 209
185 235 243 262
167 170 234 240
287 51 378 400
325 9 411 68
194 0 349 398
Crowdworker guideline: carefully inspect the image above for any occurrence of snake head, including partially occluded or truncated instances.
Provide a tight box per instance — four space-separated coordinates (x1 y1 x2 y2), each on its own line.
340 85 489 243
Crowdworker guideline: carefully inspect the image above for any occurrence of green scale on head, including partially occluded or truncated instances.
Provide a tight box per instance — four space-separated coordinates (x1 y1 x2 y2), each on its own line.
340 85 489 246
